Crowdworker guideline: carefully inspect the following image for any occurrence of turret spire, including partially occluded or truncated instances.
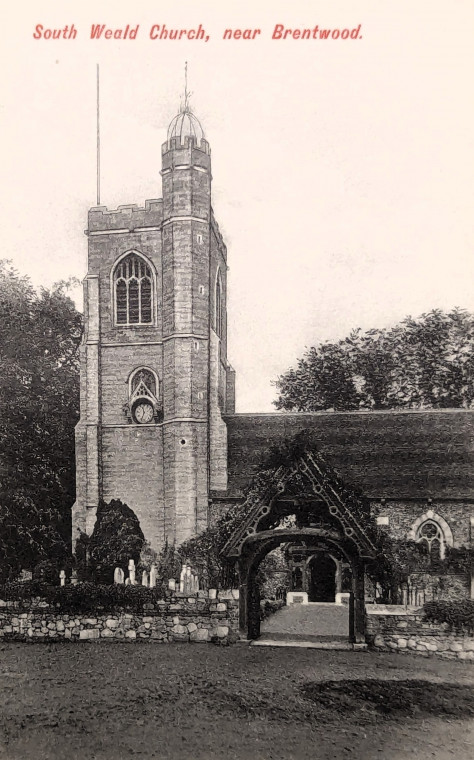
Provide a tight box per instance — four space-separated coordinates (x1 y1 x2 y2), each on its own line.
168 64 205 146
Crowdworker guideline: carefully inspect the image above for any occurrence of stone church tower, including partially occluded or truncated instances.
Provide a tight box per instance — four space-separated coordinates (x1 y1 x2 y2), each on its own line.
72 104 235 552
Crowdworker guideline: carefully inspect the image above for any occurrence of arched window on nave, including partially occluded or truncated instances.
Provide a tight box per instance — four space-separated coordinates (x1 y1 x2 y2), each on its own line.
416 519 445 561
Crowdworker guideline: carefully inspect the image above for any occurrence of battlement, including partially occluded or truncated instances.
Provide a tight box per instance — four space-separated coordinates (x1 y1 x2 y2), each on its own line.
161 142 211 174
162 134 210 156
88 199 163 232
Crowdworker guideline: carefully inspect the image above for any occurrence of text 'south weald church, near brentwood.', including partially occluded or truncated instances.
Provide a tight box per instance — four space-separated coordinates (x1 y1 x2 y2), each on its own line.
72 96 474 638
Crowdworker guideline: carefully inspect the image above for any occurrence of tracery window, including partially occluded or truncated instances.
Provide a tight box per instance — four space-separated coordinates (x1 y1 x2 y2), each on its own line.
114 253 153 325
416 520 444 560
126 368 161 425
131 369 157 399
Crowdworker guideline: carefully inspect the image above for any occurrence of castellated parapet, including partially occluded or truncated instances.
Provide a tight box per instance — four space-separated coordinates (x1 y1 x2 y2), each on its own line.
161 134 211 156
88 200 163 233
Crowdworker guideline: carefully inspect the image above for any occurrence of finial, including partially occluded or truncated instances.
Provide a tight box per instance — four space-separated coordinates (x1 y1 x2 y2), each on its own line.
181 61 192 113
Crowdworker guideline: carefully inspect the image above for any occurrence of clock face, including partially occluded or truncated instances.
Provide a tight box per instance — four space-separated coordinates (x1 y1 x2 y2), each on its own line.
133 401 154 424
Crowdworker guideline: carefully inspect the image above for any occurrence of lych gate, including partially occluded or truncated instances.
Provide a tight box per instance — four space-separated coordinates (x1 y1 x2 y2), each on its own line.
223 446 377 642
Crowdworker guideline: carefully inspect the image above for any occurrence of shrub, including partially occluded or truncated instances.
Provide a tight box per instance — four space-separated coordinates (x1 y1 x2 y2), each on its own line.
0 581 168 614
423 600 474 633
88 499 145 584
33 559 62 585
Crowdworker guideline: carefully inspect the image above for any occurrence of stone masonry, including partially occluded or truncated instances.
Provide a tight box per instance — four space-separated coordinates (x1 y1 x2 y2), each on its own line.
0 592 239 644
366 605 474 661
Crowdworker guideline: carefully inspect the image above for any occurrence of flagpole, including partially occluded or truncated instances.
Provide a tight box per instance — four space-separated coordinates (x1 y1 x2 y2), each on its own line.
96 63 100 206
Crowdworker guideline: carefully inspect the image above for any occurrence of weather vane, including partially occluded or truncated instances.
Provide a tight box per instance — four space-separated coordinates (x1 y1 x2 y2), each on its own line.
181 61 193 112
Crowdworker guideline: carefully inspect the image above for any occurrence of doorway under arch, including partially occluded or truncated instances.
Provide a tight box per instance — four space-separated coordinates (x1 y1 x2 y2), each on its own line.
240 528 363 641
308 553 337 602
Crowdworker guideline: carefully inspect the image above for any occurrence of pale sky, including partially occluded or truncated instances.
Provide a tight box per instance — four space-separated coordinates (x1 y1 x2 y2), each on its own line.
1 1 473 411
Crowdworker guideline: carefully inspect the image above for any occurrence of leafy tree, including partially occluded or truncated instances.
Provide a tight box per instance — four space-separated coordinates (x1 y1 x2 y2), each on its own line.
255 547 290 599
274 309 474 411
88 499 145 584
0 260 82 581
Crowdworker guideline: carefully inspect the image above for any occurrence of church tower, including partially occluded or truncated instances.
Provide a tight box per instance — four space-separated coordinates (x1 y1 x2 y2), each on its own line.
72 101 235 552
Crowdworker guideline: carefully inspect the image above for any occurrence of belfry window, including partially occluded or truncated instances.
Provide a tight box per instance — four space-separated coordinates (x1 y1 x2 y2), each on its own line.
114 253 153 326
416 520 445 560
215 270 223 338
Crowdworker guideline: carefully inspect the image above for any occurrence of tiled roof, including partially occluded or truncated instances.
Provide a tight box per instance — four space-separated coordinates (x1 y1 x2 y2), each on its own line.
224 409 474 500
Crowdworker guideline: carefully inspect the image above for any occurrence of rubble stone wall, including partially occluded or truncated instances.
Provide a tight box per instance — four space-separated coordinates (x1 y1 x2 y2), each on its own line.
366 604 474 661
0 592 239 643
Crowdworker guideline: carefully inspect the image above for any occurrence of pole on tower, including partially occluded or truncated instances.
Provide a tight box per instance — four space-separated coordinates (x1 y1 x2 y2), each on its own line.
96 63 100 206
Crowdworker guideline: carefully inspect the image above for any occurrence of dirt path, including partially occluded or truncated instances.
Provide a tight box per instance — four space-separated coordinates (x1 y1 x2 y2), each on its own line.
260 601 349 638
0 642 472 759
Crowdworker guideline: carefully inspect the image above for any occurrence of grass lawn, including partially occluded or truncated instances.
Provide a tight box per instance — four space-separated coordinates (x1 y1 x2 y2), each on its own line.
0 641 473 759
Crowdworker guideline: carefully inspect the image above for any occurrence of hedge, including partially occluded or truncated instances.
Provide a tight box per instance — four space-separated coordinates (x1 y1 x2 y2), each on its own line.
0 581 169 614
423 600 474 633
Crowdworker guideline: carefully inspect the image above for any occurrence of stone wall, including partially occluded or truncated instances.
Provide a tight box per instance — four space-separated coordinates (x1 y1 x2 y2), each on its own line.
366 605 474 661
373 500 472 547
0 592 239 644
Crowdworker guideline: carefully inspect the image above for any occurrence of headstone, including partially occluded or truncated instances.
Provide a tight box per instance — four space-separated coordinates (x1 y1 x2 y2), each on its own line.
142 570 148 587
70 570 78 586
185 565 193 594
59 570 66 587
209 589 217 599
114 567 125 585
149 565 157 588
168 578 176 591
128 559 136 585
179 564 186 593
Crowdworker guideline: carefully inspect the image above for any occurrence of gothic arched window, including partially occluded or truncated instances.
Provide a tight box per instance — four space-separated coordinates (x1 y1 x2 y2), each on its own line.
131 368 157 399
407 510 453 561
416 520 445 560
114 253 154 326
215 270 223 338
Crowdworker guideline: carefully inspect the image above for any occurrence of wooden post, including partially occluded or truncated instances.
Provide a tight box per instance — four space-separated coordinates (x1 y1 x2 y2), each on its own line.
352 561 366 644
238 562 248 637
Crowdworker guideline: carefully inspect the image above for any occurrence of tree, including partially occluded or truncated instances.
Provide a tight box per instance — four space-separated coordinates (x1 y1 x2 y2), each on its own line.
274 309 474 411
0 260 82 580
87 499 145 584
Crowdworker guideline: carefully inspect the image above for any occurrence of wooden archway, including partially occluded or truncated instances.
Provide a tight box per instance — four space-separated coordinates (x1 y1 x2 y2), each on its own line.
223 448 376 642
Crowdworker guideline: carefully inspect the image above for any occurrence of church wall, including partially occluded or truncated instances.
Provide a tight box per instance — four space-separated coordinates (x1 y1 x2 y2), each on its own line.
163 422 209 543
101 427 164 550
375 500 472 547
207 213 230 489
210 219 228 362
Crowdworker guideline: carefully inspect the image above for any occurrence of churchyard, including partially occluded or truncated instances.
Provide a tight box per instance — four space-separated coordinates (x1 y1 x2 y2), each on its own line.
0 641 473 760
